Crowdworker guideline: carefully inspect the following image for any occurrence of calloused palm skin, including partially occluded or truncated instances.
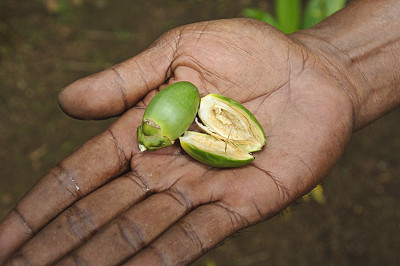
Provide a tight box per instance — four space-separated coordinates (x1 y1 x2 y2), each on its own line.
1 1 400 264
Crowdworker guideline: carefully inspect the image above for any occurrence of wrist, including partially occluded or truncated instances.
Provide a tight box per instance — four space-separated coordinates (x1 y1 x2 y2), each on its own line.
290 0 400 131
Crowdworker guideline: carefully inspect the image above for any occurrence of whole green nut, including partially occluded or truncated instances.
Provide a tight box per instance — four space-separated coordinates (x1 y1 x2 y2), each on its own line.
137 81 200 151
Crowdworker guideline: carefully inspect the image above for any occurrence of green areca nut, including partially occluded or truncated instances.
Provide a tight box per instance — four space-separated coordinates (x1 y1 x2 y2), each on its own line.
179 93 266 168
137 81 200 151
180 131 255 168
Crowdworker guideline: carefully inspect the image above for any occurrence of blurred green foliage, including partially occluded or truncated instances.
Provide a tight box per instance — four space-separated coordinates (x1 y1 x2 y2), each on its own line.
243 0 346 33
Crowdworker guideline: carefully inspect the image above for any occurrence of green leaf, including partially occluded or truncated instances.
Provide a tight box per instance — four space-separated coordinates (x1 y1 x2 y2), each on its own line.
303 0 325 29
243 0 346 33
326 0 346 16
275 0 301 33
242 8 280 30
303 0 347 29
242 7 268 21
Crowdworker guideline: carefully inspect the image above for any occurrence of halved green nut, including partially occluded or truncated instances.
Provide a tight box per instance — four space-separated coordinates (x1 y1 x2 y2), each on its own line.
197 94 266 152
179 93 266 167
137 81 200 151
180 131 254 168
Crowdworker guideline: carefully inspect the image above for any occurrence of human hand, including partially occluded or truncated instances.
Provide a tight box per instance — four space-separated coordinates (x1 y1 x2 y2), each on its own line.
0 18 355 265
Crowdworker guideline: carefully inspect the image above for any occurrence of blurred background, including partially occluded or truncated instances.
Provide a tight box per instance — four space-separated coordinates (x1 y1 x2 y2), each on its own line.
0 0 399 265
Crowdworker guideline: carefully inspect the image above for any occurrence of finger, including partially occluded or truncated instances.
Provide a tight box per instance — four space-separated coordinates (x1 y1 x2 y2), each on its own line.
54 158 213 266
57 165 267 266
123 163 292 266
0 107 142 262
8 136 211 265
58 32 177 120
124 203 242 266
5 171 150 266
56 191 190 266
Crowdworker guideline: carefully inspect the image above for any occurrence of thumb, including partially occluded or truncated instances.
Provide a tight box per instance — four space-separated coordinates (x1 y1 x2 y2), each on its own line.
58 33 176 120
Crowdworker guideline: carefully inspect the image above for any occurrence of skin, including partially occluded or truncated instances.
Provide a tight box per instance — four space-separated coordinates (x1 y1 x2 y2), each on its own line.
1 0 399 265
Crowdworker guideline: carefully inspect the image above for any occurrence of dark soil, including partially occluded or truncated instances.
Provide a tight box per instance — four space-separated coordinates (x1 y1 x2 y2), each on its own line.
1 1 399 265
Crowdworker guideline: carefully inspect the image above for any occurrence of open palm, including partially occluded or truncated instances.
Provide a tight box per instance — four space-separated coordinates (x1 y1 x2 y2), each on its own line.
0 19 354 265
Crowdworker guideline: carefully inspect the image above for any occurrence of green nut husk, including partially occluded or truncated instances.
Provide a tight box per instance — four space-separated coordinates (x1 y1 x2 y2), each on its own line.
180 131 254 168
179 93 265 167
137 81 200 151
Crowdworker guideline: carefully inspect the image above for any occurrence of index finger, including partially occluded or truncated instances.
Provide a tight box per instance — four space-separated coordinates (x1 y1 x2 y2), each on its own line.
0 107 142 263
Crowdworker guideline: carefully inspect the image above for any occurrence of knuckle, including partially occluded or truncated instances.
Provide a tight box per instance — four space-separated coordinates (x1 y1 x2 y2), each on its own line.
178 220 206 254
108 67 129 110
117 216 146 253
51 164 82 201
163 188 192 211
125 170 151 193
107 128 129 168
213 201 249 230
64 204 97 241
13 206 34 236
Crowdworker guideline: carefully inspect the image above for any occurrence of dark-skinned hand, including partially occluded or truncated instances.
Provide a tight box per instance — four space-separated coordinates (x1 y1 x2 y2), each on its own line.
2 0 400 263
